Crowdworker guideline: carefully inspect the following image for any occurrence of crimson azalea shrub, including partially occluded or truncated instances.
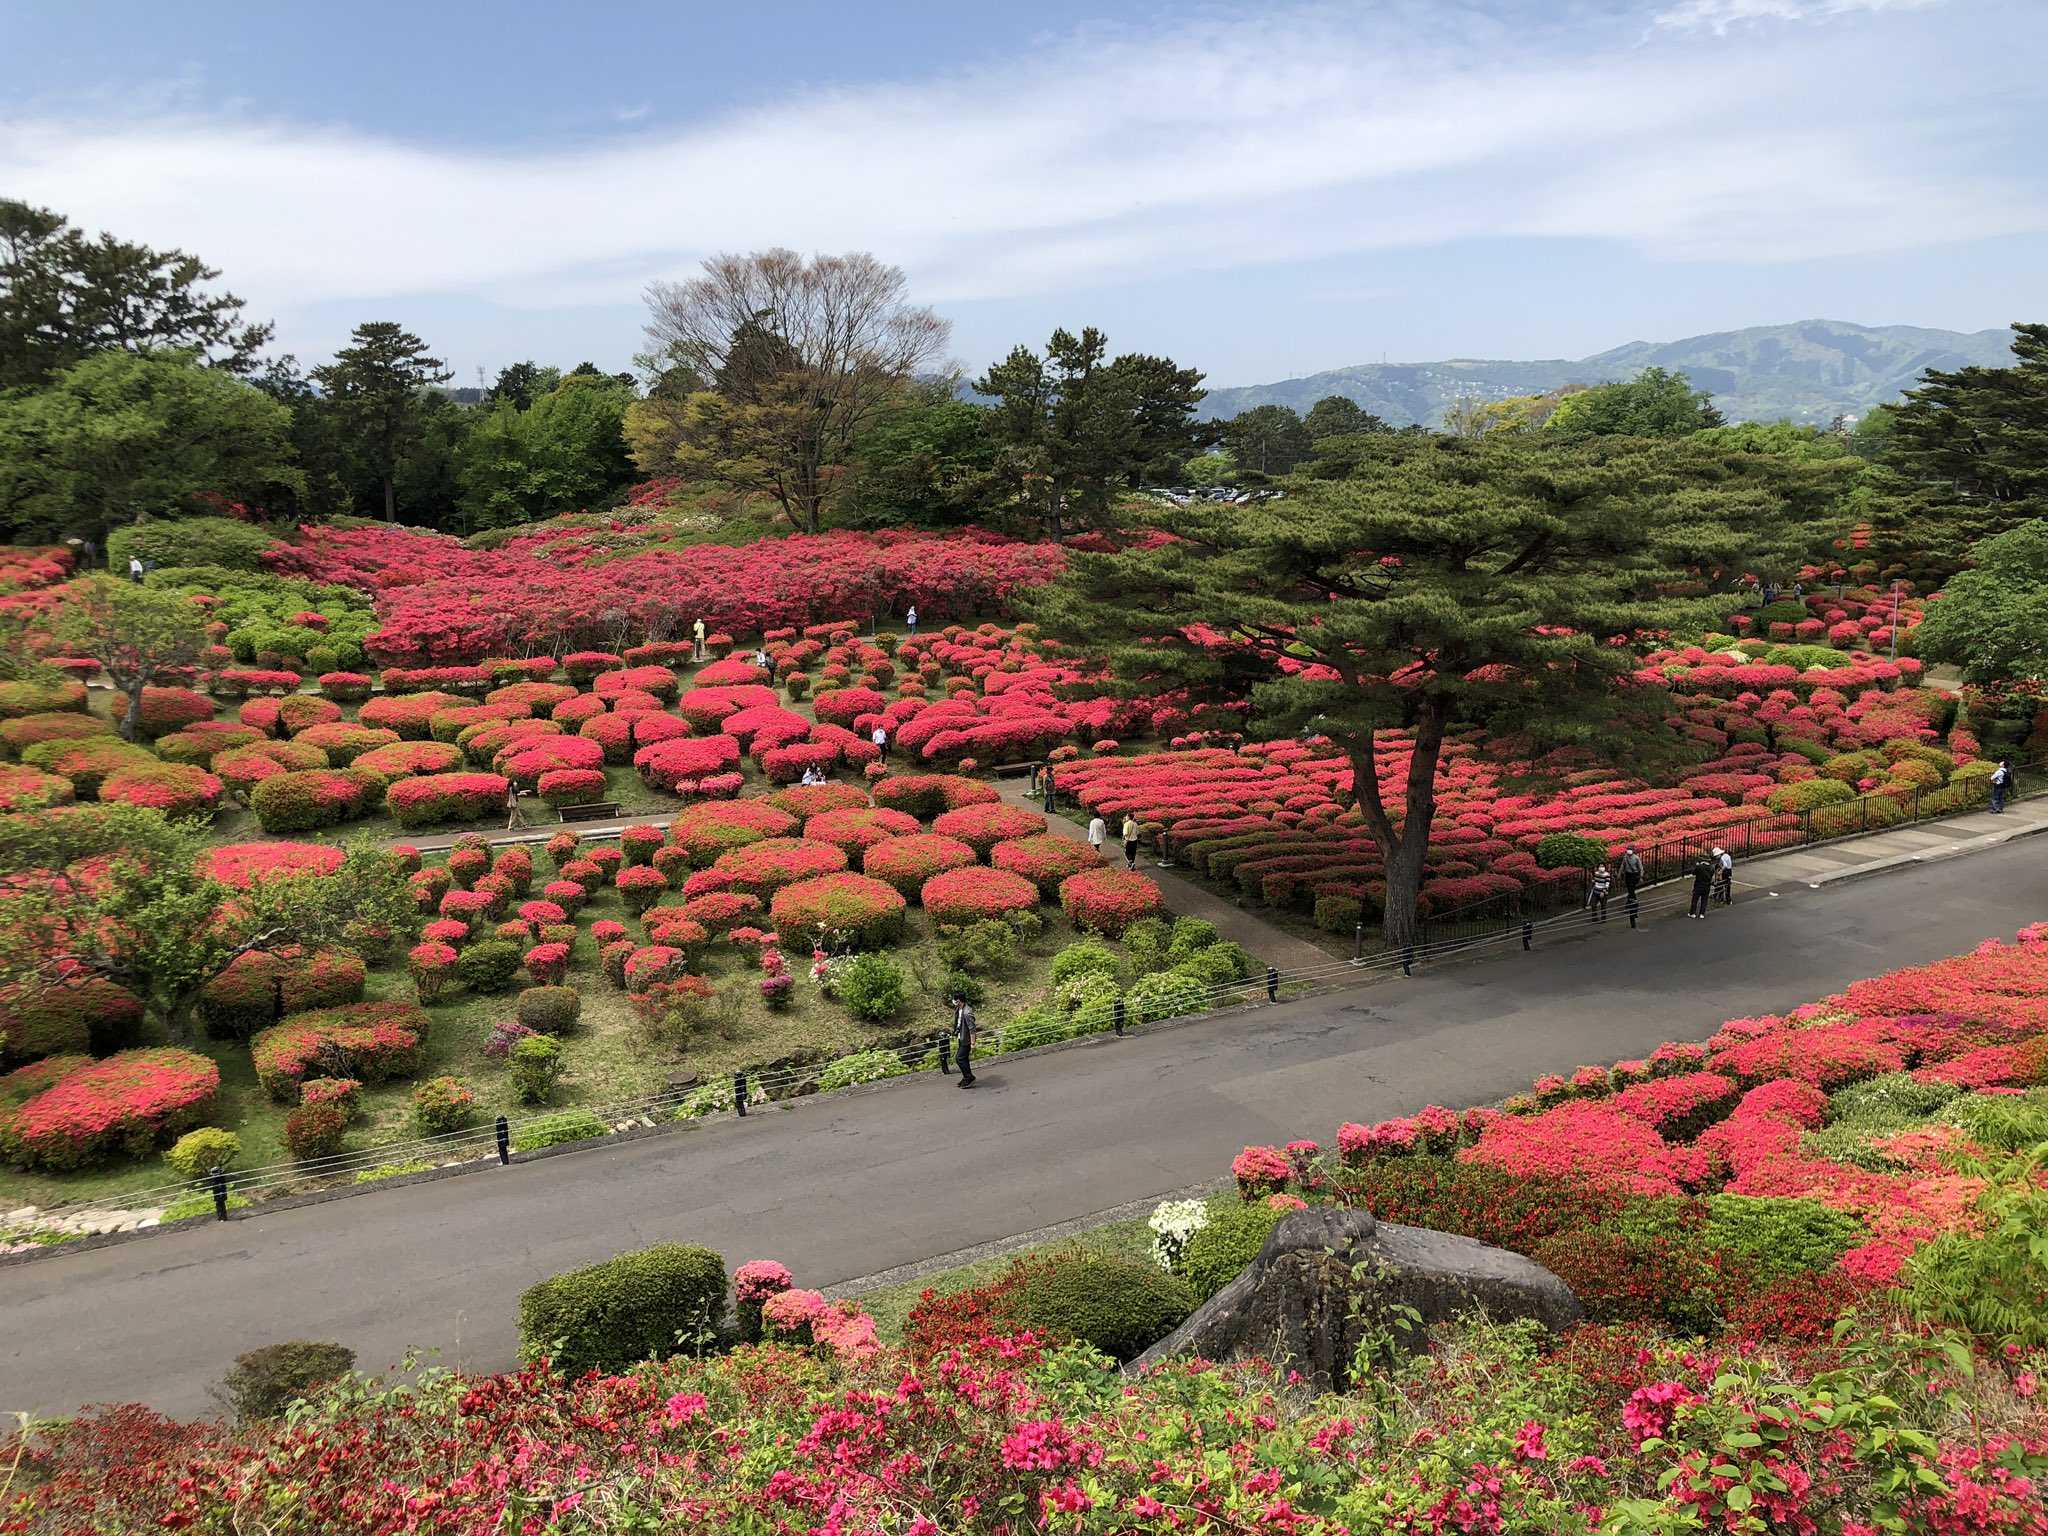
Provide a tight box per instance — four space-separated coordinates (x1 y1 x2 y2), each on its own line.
352 740 463 784
636 734 743 793
197 949 368 1040
1058 867 1166 937
0 710 108 755
931 802 1044 856
0 977 145 1062
616 864 668 914
251 1002 429 1101
496 734 605 787
0 1047 220 1169
711 837 848 898
387 772 511 829
318 671 373 701
801 806 920 858
199 841 346 889
408 942 457 1001
0 763 75 811
619 824 666 865
100 762 223 819
358 691 466 739
869 772 1001 819
20 736 152 796
759 742 839 784
248 767 381 832
523 943 572 987
666 800 799 866
861 833 977 898
536 768 607 806
133 686 215 739
0 677 88 719
411 1076 475 1134
920 865 1040 926
989 833 1104 897
292 722 399 765
594 664 679 702
156 726 261 767
769 874 908 950
767 781 870 819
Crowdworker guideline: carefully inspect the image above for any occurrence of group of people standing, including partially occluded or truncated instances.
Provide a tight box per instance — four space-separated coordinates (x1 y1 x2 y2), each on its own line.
1582 843 1733 921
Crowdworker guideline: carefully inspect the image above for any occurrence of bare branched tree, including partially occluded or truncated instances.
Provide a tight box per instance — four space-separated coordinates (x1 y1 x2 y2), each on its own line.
642 250 950 533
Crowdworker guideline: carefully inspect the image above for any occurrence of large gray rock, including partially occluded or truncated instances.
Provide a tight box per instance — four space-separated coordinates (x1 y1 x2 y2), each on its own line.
1129 1207 1579 1392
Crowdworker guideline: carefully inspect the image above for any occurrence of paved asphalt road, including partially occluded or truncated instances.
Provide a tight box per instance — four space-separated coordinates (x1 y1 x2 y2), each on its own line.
6 841 2041 1419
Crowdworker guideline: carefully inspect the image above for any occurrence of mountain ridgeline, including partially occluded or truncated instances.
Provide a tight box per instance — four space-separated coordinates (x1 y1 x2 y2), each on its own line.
1196 320 2017 428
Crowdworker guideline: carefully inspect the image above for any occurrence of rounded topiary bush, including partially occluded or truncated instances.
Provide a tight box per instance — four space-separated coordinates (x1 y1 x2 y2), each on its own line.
100 761 224 819
712 837 848 898
1533 832 1607 871
990 834 1105 897
251 1002 428 1101
801 806 920 859
0 1048 220 1170
516 1242 728 1375
1766 778 1858 813
861 833 978 898
387 772 512 829
455 940 523 995
1008 1254 1196 1362
869 772 1001 820
931 802 1044 857
1058 867 1167 937
516 986 582 1035
166 1126 242 1180
292 722 399 766
284 1101 347 1162
249 768 380 833
666 799 799 866
768 873 907 950
197 949 368 1041
0 977 145 1062
921 866 1041 926
1180 1197 1289 1300
411 1075 476 1133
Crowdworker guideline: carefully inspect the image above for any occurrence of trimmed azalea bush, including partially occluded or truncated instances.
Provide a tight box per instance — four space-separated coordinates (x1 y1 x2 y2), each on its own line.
712 837 848 898
931 802 1044 856
199 841 346 888
921 866 1041 926
283 1101 347 1161
248 768 381 832
455 940 523 995
801 806 920 858
411 1075 476 1134
387 772 512 829
99 762 224 819
861 833 977 898
216 1341 357 1424
164 1126 242 1181
197 949 368 1040
0 977 145 1062
989 833 1105 897
0 1047 221 1169
516 1242 728 1375
293 722 400 766
352 739 464 785
1059 867 1167 937
250 1002 428 1101
768 873 907 950
869 772 1001 819
666 798 799 865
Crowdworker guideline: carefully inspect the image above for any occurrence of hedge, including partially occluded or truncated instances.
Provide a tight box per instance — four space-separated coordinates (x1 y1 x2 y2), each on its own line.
293 722 401 766
108 518 276 573
516 1243 728 1375
386 772 511 829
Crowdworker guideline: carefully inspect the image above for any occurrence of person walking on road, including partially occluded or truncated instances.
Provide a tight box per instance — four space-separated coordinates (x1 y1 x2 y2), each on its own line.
1990 759 2012 814
952 995 977 1088
1620 844 1644 924
1688 853 1714 918
871 723 889 760
1713 845 1734 906
1087 813 1107 856
503 780 523 831
1121 814 1140 870
1588 862 1612 922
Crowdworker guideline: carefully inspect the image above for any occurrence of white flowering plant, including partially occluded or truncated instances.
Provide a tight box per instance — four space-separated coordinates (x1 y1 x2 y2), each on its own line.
1148 1197 1211 1273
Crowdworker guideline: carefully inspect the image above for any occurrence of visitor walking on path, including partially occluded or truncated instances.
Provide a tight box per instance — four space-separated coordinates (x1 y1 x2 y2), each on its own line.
1990 759 2012 814
1687 854 1714 918
1620 845 1643 924
1714 845 1734 906
692 617 707 661
1587 863 1612 922
1087 813 1106 856
503 781 523 831
1122 814 1141 871
871 723 889 759
952 996 977 1088
128 555 145 583
1042 769 1057 816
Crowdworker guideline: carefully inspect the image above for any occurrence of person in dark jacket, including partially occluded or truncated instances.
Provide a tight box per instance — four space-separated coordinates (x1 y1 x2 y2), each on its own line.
952 995 977 1088
1688 854 1714 918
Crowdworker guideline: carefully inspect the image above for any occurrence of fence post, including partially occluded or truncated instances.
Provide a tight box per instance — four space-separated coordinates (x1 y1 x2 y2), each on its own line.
733 1071 748 1117
1353 921 1364 960
1401 944 1414 977
1266 965 1279 1004
937 1034 952 1075
1113 995 1126 1036
1626 891 1639 930
495 1115 510 1165
209 1165 228 1221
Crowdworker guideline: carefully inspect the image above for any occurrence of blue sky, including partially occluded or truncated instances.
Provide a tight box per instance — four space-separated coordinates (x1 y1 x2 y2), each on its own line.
1 0 2041 388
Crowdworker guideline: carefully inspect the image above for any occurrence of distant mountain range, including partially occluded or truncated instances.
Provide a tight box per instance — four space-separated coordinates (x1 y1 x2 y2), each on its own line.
1195 320 2017 428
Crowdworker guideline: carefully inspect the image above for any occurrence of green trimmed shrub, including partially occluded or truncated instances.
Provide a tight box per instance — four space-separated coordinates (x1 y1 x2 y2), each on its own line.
1180 1197 1287 1300
1314 893 1364 933
1699 1194 1861 1282
835 952 906 1023
283 1102 346 1161
1125 969 1206 1024
1049 938 1120 987
513 1108 608 1151
1534 833 1605 870
1121 917 1172 973
516 1242 727 1374
937 919 1020 977
817 1048 910 1092
1166 916 1220 962
109 518 276 573
1826 1071 1960 1126
411 1076 475 1134
1007 1254 1195 1362
515 986 582 1035
165 1127 241 1181
215 1341 356 1423
509 1034 564 1105
1766 778 1857 813
1173 941 1252 989
455 940 523 995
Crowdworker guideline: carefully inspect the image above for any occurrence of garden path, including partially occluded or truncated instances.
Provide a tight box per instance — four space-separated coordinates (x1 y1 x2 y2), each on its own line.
8 838 2044 1420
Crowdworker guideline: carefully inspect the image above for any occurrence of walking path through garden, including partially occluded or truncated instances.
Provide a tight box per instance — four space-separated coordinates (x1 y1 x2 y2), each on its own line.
7 838 2044 1419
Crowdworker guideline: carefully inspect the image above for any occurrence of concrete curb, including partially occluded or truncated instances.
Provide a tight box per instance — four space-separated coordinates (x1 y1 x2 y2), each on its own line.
1790 816 2048 890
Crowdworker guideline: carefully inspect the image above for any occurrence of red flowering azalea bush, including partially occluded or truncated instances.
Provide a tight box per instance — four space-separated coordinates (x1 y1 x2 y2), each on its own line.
496 733 605 787
769 781 871 819
861 833 978 898
870 772 1001 819
387 772 512 829
676 683 778 732
615 863 669 915
0 1047 219 1169
989 833 1104 897
317 670 373 701
635 733 743 793
292 721 400 765
769 873 908 950
932 801 1044 856
99 762 223 819
534 767 607 807
132 686 215 739
351 739 463 785
921 865 1041 926
801 806 920 858
251 1002 429 1100
667 799 800 865
1058 867 1166 937
248 767 380 832
196 948 368 1040
408 941 457 1001
0 762 74 811
712 837 848 898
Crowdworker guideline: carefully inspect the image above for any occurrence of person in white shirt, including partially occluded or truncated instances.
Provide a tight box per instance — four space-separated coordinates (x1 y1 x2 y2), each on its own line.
1087 814 1107 854
871 724 889 759
1713 846 1734 906
128 555 145 583
905 604 918 635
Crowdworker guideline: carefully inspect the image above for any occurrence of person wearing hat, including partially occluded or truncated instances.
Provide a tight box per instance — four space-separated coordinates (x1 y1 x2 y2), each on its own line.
1713 845 1734 906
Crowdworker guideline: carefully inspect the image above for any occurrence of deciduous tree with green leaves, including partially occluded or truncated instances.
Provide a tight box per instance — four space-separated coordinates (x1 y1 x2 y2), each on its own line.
312 322 453 523
1032 433 1841 946
0 803 415 1039
1304 395 1388 442
1914 520 2048 684
46 574 212 741
1546 367 1724 438
0 349 300 543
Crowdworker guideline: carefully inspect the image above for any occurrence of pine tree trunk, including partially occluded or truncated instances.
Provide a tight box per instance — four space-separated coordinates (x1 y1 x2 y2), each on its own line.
1342 699 1448 954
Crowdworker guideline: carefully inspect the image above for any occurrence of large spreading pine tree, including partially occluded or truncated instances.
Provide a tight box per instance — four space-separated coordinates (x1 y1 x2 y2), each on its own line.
1032 432 1842 946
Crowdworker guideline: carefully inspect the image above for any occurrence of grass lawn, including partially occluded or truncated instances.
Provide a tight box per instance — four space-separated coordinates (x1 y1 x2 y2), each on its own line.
850 1216 1157 1344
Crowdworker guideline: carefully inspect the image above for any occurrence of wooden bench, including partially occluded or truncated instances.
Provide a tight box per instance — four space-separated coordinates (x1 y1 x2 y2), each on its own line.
556 801 622 824
991 760 1040 780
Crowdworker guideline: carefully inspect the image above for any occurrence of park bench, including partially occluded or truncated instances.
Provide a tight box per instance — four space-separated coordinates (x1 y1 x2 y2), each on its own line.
556 801 621 824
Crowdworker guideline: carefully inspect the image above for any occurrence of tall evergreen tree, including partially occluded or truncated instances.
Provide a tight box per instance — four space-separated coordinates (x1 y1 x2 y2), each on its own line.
1031 433 1842 946
312 323 453 523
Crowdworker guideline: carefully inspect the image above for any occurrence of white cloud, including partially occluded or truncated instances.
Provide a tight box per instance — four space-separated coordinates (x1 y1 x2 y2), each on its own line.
0 0 2033 352
1653 0 1944 32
